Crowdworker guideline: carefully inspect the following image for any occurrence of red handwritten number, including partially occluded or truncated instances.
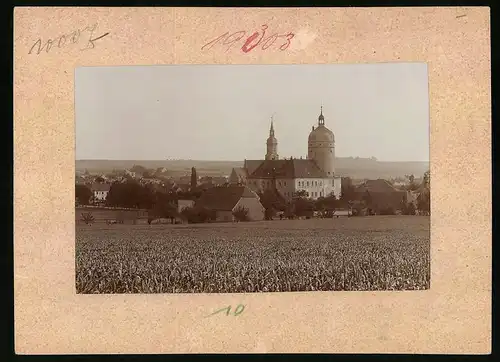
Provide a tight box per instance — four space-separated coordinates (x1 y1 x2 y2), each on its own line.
241 25 268 53
201 26 294 53
279 33 294 51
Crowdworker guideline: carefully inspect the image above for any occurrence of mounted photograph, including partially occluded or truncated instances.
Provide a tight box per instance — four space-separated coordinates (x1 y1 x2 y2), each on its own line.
75 63 430 294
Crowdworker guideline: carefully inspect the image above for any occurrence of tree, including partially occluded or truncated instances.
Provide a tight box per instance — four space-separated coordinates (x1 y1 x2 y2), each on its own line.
75 184 92 205
232 206 249 222
340 177 356 205
258 189 286 220
149 200 178 224
294 189 309 198
422 170 430 189
130 164 147 174
314 194 338 218
94 176 105 183
181 205 215 223
190 167 197 190
417 190 430 215
400 194 416 215
293 197 314 218
405 174 420 191
362 190 373 214
106 180 155 209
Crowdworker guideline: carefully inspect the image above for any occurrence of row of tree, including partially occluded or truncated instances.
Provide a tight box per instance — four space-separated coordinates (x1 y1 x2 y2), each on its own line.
76 170 431 223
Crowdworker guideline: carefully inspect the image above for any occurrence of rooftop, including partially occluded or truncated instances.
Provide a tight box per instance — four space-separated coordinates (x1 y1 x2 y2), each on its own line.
249 159 328 179
196 185 258 211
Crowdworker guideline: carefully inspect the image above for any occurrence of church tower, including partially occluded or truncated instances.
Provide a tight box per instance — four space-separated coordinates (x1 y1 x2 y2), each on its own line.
265 117 279 160
308 106 336 176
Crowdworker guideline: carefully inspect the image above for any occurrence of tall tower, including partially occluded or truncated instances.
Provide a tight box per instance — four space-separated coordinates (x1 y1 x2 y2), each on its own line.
265 117 279 160
307 106 336 176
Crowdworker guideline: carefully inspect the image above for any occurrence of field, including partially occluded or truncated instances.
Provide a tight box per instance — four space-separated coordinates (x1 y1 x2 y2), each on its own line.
75 216 430 293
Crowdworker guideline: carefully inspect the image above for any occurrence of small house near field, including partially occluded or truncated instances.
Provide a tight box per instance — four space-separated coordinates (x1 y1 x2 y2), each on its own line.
195 185 265 222
354 179 406 212
91 183 111 203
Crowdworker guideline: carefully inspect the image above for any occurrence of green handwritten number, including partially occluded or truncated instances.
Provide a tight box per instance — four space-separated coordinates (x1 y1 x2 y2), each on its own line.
206 304 245 317
234 304 245 315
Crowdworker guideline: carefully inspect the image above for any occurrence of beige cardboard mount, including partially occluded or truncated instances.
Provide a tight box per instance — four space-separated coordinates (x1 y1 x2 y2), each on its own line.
14 7 491 354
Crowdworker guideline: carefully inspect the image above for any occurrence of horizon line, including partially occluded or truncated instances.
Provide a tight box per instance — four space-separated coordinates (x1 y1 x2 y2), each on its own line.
75 158 430 163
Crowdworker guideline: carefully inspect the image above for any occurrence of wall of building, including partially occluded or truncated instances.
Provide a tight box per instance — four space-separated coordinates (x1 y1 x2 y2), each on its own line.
246 178 296 200
308 136 336 176
233 197 265 221
215 210 234 222
76 206 149 224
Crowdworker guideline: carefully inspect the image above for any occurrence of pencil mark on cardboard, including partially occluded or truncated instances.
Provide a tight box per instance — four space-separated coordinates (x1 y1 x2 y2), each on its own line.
205 304 246 317
456 14 467 18
201 24 295 53
28 23 110 55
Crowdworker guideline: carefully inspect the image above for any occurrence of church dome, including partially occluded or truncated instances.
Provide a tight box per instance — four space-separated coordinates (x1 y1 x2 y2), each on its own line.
309 106 334 143
309 126 334 142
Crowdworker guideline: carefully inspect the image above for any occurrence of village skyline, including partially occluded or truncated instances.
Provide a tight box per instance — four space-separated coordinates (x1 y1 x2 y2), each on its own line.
75 63 430 163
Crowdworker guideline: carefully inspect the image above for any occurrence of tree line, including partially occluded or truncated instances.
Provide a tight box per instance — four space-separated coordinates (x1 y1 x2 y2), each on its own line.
75 170 431 224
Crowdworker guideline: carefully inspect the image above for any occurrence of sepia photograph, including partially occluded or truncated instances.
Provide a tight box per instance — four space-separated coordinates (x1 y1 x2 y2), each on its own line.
75 63 430 294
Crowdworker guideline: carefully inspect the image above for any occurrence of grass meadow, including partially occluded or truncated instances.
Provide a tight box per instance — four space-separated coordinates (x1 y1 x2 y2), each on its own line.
75 216 430 293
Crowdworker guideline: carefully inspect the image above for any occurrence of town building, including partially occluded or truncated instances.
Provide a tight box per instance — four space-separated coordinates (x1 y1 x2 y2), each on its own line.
195 185 265 222
353 179 407 211
229 107 342 200
91 183 111 203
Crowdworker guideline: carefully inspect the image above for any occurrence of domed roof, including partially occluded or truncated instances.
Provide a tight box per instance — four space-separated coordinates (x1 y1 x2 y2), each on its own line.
309 125 334 142
309 106 334 142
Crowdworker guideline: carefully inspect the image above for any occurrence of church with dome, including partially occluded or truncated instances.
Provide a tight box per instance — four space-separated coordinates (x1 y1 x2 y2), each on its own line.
229 107 342 201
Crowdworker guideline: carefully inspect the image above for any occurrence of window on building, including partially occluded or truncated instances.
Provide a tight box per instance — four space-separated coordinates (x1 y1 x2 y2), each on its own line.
320 191 323 197
307 181 309 186
284 181 287 186
320 181 322 186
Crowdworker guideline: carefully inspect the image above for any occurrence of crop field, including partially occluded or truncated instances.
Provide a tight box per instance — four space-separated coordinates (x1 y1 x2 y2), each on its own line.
75 216 430 293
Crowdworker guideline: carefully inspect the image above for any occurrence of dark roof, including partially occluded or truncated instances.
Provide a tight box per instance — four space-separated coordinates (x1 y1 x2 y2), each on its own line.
248 159 328 179
355 179 402 193
233 167 248 177
196 185 258 211
243 160 264 176
91 183 111 192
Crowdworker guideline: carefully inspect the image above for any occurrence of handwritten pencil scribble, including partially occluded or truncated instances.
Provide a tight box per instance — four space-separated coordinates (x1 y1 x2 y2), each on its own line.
205 304 246 318
28 23 110 55
74 63 430 294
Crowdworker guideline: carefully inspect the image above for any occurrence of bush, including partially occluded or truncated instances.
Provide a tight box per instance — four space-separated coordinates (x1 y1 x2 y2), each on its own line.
81 212 94 225
232 206 250 222
181 206 215 224
401 202 416 216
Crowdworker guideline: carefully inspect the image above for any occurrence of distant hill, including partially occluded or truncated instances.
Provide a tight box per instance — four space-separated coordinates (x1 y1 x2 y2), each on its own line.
76 158 429 180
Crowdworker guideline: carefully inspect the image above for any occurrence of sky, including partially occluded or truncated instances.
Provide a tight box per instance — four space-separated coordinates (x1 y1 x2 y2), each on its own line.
75 63 429 162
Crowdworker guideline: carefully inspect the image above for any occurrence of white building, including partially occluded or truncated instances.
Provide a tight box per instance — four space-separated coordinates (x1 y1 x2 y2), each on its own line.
91 183 111 202
230 107 342 201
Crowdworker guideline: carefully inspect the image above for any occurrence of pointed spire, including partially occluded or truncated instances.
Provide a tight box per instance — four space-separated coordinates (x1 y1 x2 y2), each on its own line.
318 105 325 125
269 115 275 136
